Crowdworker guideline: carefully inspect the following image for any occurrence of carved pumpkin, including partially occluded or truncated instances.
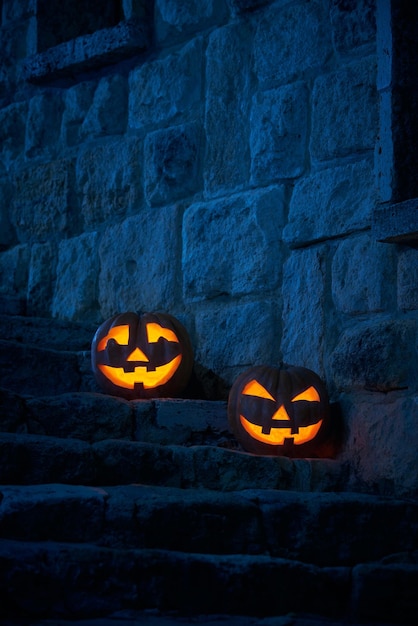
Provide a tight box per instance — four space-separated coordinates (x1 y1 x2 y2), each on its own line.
91 311 193 399
228 364 331 457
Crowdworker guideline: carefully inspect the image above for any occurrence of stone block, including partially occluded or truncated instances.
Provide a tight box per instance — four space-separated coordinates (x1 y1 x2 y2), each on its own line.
155 0 228 44
1 0 36 23
52 232 100 322
25 92 64 158
0 244 29 297
183 186 286 300
193 300 281 384
0 102 27 169
60 81 96 147
12 159 77 243
204 22 252 194
98 208 181 319
250 82 308 183
81 74 128 137
26 392 133 443
281 247 327 377
228 0 271 14
339 391 418 498
254 1 332 86
283 159 376 247
372 198 418 244
330 0 376 54
0 176 15 249
76 138 142 228
144 123 201 206
310 57 378 161
331 320 417 392
129 37 203 130
332 234 396 314
398 248 418 311
26 242 56 317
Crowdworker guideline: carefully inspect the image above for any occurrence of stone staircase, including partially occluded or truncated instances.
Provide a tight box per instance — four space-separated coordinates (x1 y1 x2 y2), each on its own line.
1 313 418 625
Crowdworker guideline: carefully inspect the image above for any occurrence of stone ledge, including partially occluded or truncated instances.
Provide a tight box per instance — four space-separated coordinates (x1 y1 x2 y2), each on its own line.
372 198 418 244
21 19 150 83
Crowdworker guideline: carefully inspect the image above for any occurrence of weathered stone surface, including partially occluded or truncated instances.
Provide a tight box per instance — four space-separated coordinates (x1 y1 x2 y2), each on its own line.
25 392 133 443
338 391 418 498
11 160 77 243
76 138 142 228
281 247 326 377
228 0 271 14
25 92 64 159
144 123 201 206
373 198 418 244
204 22 252 194
183 187 286 299
51 232 100 322
0 341 81 397
193 300 281 384
331 320 417 393
60 81 96 147
0 245 30 298
0 484 106 542
250 82 308 183
331 234 396 314
0 433 96 484
254 1 332 86
129 37 203 129
0 387 26 433
330 0 376 54
81 74 128 137
283 159 376 246
398 248 418 311
155 0 228 44
0 102 27 169
0 539 350 619
0 175 15 249
310 57 378 161
26 242 56 317
98 208 181 318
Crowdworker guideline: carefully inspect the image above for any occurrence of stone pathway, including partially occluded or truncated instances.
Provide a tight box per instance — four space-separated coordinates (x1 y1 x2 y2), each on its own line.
0 314 417 625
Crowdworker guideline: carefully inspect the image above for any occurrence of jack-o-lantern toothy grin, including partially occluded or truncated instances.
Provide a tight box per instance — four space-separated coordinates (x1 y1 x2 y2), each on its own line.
91 312 193 399
228 364 332 458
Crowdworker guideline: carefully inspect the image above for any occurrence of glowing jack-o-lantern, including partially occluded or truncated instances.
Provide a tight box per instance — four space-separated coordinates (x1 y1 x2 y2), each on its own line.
228 364 331 457
91 311 193 399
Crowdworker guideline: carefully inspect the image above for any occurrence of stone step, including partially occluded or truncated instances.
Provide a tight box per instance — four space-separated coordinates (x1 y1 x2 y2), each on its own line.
0 432 345 492
1 538 417 624
1 483 418 568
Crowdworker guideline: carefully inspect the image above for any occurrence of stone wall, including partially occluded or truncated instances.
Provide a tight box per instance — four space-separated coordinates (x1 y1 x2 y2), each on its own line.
0 0 417 495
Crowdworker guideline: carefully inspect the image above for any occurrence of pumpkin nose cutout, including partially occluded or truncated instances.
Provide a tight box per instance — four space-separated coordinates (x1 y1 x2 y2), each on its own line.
127 347 149 362
272 404 290 421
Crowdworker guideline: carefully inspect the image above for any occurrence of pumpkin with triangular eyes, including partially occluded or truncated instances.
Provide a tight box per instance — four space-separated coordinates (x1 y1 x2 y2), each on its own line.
228 364 331 457
91 311 193 399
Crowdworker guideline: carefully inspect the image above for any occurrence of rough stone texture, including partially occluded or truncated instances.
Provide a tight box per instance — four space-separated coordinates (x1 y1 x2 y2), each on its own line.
81 74 128 138
281 247 327 377
129 37 204 130
250 82 308 183
331 319 417 392
193 300 281 386
398 247 418 311
76 138 143 228
0 175 15 249
98 208 181 318
310 57 378 161
204 22 252 194
60 81 96 147
0 102 27 169
330 0 376 54
283 159 376 247
144 123 202 206
331 234 396 314
11 160 77 243
339 391 418 497
25 92 64 159
253 1 333 86
183 187 286 299
372 197 418 244
26 242 56 317
0 245 30 299
51 232 100 322
155 0 228 44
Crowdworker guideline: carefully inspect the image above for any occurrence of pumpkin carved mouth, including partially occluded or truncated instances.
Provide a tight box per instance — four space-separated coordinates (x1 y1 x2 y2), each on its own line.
98 355 182 390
